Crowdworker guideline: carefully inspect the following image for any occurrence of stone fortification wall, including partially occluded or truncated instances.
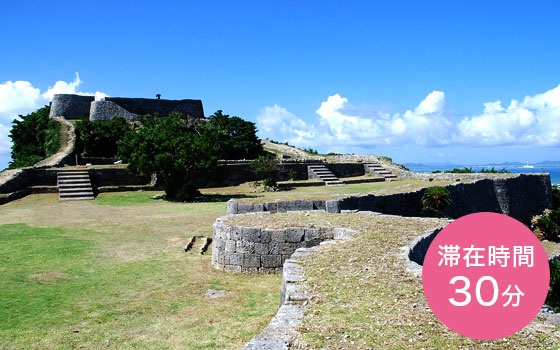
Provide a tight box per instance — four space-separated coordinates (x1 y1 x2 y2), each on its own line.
89 101 139 121
49 94 204 120
211 214 357 273
50 94 95 119
0 168 151 196
105 97 204 119
226 174 552 223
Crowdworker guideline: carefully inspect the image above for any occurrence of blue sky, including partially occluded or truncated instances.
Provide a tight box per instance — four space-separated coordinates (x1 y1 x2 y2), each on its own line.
1 1 560 170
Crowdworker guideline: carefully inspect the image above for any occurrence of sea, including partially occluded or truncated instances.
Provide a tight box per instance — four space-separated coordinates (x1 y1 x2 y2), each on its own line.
406 164 560 186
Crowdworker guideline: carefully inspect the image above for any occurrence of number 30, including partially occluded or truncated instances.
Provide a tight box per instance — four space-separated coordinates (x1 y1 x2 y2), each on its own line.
449 276 498 307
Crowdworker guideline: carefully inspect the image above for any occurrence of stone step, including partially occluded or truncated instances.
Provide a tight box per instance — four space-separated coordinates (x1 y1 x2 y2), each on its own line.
59 187 93 193
60 191 94 197
57 171 95 201
60 196 95 201
325 181 345 186
58 174 90 179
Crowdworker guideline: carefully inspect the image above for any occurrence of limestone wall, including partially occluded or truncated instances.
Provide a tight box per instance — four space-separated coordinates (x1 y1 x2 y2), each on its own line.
226 174 552 223
49 94 204 120
89 101 139 121
211 215 357 273
105 97 204 119
50 94 95 119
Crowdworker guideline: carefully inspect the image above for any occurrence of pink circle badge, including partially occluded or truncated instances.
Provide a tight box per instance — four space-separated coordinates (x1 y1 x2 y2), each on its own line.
422 212 550 340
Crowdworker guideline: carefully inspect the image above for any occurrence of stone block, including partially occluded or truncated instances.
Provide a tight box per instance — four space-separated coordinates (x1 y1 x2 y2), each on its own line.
263 202 277 213
268 242 281 254
241 267 259 274
224 265 241 273
213 236 225 250
225 240 236 252
236 241 255 254
237 203 255 214
313 200 326 210
261 254 282 268
230 226 241 240
304 228 319 241
280 242 296 255
260 229 273 243
286 227 304 243
255 242 269 255
326 199 340 213
241 227 261 242
276 201 289 213
271 230 286 242
243 254 261 267
226 200 238 215
319 227 334 240
225 253 243 265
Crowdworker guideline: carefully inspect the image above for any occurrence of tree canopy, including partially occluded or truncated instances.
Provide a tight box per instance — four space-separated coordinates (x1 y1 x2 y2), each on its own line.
117 114 220 201
8 105 59 169
207 110 262 160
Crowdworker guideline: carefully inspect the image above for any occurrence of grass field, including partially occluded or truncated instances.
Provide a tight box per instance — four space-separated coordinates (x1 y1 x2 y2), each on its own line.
0 191 280 350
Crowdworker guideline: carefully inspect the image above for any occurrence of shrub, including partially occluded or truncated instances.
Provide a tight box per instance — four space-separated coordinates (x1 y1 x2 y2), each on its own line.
553 185 559 210
445 167 474 173
8 105 60 169
422 186 451 217
531 209 560 241
251 155 280 188
288 169 298 181
547 259 560 310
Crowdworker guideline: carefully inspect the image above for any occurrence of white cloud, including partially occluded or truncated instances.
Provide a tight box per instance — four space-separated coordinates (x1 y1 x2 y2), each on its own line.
0 73 106 157
257 84 560 152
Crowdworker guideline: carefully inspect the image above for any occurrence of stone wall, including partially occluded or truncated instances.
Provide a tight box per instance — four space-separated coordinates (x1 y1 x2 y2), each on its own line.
0 168 151 196
89 101 139 121
50 94 95 119
49 94 204 120
105 97 204 119
226 174 553 223
211 214 357 273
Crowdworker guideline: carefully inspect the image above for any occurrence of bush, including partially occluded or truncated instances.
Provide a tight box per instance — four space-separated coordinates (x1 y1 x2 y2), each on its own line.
251 155 280 188
117 114 220 201
422 186 451 216
547 259 560 310
531 209 560 241
8 105 60 169
445 167 474 173
553 185 559 210
75 116 134 158
288 169 298 181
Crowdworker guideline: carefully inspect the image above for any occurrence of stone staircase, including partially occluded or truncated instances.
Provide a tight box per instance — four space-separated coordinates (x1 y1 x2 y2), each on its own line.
57 170 95 200
364 163 397 181
307 165 345 186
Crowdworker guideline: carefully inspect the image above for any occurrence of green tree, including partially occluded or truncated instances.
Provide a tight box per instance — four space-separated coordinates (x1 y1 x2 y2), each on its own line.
117 114 219 201
207 110 262 160
75 116 134 157
251 155 280 188
421 186 451 218
8 105 60 169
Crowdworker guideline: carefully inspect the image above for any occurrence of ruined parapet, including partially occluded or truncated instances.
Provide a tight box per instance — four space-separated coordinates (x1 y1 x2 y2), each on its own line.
49 94 205 121
105 97 204 118
50 94 94 119
212 214 357 273
90 101 139 121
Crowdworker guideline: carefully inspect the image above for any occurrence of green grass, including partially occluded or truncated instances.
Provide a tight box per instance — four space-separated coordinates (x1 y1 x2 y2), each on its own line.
0 192 280 349
94 191 164 206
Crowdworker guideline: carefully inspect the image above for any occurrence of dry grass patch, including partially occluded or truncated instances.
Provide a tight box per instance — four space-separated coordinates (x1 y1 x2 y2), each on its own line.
227 212 560 349
202 179 461 205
